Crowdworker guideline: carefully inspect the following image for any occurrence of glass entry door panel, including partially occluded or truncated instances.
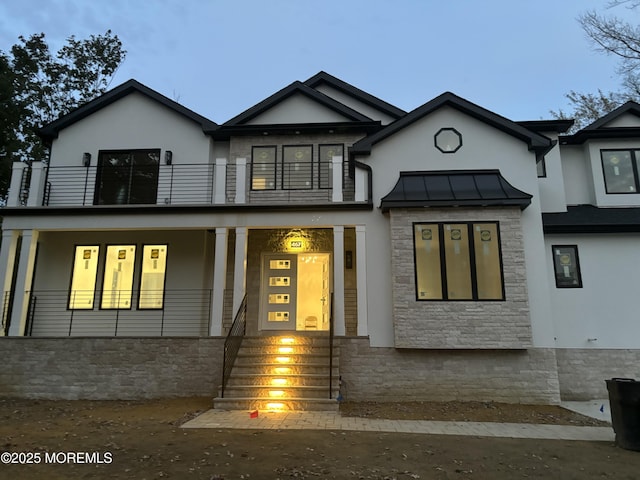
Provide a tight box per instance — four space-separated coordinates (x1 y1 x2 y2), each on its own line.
261 254 298 330
260 253 331 331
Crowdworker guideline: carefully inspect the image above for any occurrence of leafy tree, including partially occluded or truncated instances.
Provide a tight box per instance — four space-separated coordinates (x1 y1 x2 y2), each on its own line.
0 30 126 199
552 1 640 130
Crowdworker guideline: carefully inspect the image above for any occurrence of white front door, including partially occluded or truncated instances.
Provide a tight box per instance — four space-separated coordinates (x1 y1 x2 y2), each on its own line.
260 253 330 332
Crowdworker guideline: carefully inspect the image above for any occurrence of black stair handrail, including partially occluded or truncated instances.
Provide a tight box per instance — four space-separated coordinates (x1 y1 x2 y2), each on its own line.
221 293 247 398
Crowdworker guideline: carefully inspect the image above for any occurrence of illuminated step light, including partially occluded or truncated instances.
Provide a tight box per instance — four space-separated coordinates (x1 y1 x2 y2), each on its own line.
278 347 294 354
271 378 288 386
274 367 291 374
269 390 285 397
266 402 286 411
280 337 295 345
275 356 291 363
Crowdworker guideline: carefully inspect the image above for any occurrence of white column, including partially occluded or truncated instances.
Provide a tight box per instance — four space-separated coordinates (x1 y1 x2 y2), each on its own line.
235 158 247 204
214 158 227 204
333 226 346 335
355 225 369 336
7 162 27 207
232 227 248 315
0 230 20 336
8 230 39 336
27 162 46 207
331 155 343 203
209 228 228 335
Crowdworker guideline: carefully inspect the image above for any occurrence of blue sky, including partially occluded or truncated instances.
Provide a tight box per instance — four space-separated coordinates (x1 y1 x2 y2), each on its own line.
0 0 633 123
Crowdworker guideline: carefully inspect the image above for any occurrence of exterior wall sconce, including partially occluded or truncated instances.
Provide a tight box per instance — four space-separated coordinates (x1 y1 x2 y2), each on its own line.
165 150 173 165
82 152 91 167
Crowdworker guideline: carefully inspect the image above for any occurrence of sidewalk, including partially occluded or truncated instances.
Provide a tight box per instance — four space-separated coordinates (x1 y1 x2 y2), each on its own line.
182 409 614 442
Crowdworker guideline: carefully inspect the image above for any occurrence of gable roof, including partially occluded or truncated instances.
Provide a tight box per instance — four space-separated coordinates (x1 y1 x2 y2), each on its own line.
303 71 406 120
380 170 532 212
560 101 640 145
38 79 218 143
351 92 553 156
221 80 375 127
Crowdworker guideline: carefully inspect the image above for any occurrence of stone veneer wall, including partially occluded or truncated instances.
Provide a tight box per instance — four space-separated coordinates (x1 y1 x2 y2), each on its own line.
390 207 532 349
0 338 224 399
338 338 561 404
555 349 640 400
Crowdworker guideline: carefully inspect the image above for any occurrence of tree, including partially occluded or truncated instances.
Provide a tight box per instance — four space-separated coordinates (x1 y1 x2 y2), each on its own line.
0 30 126 199
552 1 640 130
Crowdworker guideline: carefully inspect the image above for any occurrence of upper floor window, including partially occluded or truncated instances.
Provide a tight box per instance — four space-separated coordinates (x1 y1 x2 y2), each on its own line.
251 146 276 190
319 144 343 189
282 145 312 189
601 149 640 194
94 149 160 204
413 222 504 301
552 245 582 288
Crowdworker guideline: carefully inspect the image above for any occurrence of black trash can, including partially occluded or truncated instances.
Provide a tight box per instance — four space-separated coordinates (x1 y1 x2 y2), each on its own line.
606 378 640 451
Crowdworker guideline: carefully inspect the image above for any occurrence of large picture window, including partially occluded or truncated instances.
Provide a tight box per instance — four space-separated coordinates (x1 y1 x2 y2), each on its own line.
413 222 504 301
139 245 168 309
552 245 583 288
68 246 100 309
601 149 640 194
251 146 276 190
101 245 136 309
94 149 160 204
282 145 312 190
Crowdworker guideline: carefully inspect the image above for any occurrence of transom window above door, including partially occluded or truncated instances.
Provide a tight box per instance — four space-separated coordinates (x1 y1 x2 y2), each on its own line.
94 149 160 205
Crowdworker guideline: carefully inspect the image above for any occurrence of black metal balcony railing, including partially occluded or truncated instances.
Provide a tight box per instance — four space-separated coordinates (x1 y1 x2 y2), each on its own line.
221 293 247 398
25 289 212 336
43 164 216 206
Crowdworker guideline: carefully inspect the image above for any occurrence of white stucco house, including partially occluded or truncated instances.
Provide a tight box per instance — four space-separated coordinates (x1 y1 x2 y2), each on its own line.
1 72 639 407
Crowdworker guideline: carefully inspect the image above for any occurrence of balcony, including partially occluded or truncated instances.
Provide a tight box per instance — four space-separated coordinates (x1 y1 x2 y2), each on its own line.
6 157 369 208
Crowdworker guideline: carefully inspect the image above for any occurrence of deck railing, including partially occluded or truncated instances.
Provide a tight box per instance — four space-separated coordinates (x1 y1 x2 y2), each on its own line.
221 294 247 398
24 289 212 336
328 293 334 399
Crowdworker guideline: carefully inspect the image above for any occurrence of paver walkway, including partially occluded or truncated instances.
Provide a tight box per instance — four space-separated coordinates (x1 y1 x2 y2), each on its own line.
182 409 615 442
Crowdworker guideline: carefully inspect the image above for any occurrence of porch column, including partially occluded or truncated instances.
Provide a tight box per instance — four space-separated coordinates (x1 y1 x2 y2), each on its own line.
331 155 343 203
7 161 27 207
355 225 369 336
235 158 247 204
0 230 20 336
210 227 228 335
332 226 346 335
27 162 46 207
232 227 248 315
214 158 227 204
8 230 39 336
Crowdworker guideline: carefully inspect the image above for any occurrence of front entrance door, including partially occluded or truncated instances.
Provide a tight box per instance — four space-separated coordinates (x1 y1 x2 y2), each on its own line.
260 253 330 332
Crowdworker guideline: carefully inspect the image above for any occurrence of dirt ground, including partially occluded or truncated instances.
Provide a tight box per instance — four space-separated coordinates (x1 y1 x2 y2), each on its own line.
0 396 638 480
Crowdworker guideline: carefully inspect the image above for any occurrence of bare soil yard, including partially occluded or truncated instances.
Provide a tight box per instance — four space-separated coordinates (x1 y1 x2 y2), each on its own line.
0 397 638 480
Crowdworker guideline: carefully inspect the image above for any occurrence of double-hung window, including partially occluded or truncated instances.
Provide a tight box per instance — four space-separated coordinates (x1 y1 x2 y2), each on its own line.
94 149 160 204
413 222 504 300
601 149 640 193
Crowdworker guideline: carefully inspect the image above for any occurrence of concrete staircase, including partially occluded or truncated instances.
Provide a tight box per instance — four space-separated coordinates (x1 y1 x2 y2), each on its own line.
214 334 340 411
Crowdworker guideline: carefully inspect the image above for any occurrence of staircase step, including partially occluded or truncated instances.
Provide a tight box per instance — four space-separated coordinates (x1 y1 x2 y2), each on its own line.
226 373 338 387
213 397 340 412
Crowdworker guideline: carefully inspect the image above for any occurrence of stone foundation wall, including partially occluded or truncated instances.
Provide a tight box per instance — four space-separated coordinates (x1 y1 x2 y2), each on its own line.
0 337 224 399
556 349 640 400
338 338 561 404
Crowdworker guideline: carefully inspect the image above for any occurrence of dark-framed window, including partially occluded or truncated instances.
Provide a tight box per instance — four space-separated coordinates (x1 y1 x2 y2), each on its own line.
537 156 547 178
251 146 277 190
601 149 640 194
138 244 168 309
282 145 313 190
552 245 583 288
68 245 100 309
413 222 505 301
319 144 343 189
94 149 160 205
101 245 137 309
